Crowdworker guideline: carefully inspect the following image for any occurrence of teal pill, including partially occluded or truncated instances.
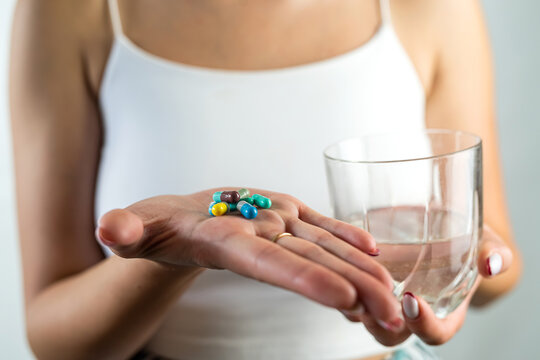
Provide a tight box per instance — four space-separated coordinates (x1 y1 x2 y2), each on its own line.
252 194 272 208
238 188 250 199
229 202 237 211
212 191 223 202
242 196 254 205
238 200 258 219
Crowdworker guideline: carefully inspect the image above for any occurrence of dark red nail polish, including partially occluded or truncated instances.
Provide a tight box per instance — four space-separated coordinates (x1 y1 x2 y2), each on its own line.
486 258 492 276
403 292 419 319
368 248 380 256
404 291 415 298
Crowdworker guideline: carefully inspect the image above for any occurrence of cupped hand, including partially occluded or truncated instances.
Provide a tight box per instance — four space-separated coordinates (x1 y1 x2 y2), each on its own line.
96 188 403 326
342 225 513 345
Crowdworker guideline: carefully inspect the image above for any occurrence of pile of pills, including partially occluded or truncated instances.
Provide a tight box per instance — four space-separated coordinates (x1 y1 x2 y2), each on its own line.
208 188 271 219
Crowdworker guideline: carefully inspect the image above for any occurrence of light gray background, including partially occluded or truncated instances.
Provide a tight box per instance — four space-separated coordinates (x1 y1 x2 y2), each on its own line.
1 0 538 359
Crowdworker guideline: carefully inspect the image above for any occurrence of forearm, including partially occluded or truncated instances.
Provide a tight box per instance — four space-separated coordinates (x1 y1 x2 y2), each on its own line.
26 255 204 360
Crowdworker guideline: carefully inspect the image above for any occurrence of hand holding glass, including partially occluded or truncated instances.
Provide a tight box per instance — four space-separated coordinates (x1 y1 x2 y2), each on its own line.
324 130 482 318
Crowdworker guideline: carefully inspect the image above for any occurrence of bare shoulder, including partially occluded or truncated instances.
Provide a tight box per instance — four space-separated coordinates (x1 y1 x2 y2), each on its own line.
390 0 488 97
12 0 102 42
11 0 112 96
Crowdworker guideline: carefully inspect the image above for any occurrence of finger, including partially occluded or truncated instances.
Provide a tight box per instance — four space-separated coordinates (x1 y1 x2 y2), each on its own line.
96 209 144 249
401 292 463 345
478 228 513 277
287 219 394 291
275 235 402 325
360 314 412 346
340 302 366 322
96 199 185 259
210 232 357 309
298 205 378 253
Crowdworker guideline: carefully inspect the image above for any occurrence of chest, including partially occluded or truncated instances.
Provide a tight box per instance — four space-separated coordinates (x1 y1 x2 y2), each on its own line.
86 0 434 96
119 0 381 70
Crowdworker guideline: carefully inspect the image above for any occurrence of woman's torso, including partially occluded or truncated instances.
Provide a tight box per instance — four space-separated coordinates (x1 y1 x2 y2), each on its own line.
88 0 434 358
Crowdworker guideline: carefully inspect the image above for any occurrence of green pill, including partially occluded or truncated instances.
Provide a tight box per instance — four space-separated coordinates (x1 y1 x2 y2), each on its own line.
252 194 272 208
243 197 254 205
238 188 250 199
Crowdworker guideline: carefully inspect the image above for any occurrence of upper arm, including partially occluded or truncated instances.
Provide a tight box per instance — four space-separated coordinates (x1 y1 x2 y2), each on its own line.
10 0 105 304
424 0 521 282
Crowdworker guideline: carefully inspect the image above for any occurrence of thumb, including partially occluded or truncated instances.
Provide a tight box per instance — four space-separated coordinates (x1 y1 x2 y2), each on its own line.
478 225 513 278
96 209 144 253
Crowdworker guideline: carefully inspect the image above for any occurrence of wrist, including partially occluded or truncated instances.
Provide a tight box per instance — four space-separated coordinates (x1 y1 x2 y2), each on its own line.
111 256 206 287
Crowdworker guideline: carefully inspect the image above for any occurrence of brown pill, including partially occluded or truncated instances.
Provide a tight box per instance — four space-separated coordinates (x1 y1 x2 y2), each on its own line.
221 191 240 203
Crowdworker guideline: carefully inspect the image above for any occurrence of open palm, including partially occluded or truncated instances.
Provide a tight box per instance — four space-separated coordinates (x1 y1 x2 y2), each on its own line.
97 188 404 327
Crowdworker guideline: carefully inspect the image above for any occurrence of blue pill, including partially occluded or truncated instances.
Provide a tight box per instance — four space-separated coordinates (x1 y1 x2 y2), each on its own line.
238 200 258 219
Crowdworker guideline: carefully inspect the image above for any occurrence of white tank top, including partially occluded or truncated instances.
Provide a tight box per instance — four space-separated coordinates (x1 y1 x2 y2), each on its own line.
97 0 425 358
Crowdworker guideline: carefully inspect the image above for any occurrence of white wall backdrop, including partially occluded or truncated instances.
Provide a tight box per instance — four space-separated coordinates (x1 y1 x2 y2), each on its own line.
0 0 538 359
0 0 33 358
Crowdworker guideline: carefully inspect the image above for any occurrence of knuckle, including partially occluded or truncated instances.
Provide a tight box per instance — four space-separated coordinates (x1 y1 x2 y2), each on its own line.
342 247 369 267
295 266 328 291
340 248 356 261
342 267 363 284
303 243 327 259
343 313 363 323
251 244 283 279
291 265 319 290
371 263 392 282
272 192 295 206
277 195 301 214
259 209 286 227
312 230 333 246
356 227 374 242
423 333 450 346
280 193 299 203
374 335 402 347
345 226 373 246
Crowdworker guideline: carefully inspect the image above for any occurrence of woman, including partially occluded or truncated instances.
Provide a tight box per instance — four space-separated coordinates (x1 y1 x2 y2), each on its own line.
10 0 521 359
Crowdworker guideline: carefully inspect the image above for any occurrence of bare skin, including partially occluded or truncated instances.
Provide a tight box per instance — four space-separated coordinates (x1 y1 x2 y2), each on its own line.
10 0 521 359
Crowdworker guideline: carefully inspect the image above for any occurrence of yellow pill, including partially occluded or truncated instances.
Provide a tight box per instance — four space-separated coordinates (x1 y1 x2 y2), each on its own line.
211 202 229 216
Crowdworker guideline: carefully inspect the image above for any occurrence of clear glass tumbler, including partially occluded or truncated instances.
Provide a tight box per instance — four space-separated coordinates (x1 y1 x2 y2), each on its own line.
324 129 482 318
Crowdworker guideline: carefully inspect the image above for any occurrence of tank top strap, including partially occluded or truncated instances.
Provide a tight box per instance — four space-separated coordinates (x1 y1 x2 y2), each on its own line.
379 0 393 27
107 0 124 38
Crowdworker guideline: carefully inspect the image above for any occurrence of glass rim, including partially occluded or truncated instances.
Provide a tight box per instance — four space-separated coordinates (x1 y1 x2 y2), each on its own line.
323 128 482 164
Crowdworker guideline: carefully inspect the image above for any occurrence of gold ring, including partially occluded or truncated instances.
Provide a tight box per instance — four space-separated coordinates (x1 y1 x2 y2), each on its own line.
272 232 293 243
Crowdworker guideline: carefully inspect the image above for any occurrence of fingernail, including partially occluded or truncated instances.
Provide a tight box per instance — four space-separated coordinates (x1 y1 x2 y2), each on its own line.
487 253 502 276
402 292 419 319
368 248 380 256
376 317 404 333
96 227 114 247
343 303 365 316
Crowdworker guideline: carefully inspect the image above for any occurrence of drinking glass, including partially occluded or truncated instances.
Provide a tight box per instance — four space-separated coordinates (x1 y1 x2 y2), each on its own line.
324 129 482 318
